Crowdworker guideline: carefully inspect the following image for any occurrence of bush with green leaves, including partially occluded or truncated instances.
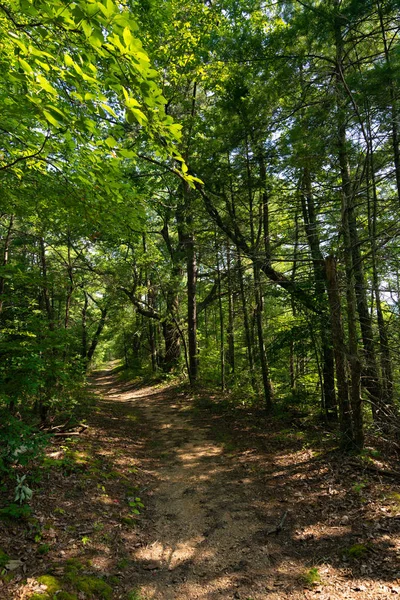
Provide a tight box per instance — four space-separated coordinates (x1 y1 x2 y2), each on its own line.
0 414 48 477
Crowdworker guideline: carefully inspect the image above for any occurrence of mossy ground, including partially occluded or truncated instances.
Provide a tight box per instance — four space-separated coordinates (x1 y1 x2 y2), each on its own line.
28 567 112 600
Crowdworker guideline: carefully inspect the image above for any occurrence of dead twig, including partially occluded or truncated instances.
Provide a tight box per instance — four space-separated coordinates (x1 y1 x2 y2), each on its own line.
267 510 288 535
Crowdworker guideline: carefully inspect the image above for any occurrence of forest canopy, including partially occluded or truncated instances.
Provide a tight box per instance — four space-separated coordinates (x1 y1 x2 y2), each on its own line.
2 0 400 469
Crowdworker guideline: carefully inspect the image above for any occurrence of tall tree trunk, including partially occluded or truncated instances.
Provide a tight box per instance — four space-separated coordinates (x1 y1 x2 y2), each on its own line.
334 6 364 448
185 198 198 384
237 249 257 392
143 233 157 372
81 291 88 360
39 237 54 330
253 262 273 412
377 0 400 204
246 139 273 411
366 111 394 415
0 215 13 316
300 168 337 418
325 256 353 449
226 241 235 376
87 306 108 364
216 241 225 391
64 233 74 329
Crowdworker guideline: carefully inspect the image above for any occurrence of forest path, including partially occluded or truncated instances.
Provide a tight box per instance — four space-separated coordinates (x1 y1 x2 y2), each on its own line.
89 370 399 600
92 369 296 600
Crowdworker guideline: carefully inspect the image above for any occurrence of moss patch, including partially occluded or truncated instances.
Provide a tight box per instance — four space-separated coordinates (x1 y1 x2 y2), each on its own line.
301 567 321 587
344 543 370 559
64 558 86 573
0 549 10 569
120 516 136 527
73 576 112 599
37 575 62 594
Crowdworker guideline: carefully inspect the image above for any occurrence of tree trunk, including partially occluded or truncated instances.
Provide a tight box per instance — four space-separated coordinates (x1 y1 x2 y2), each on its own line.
216 242 225 391
237 249 257 392
0 215 13 316
81 291 88 360
300 168 337 418
325 256 353 449
186 206 198 384
253 262 273 412
246 139 273 411
39 237 54 329
86 306 108 364
377 0 400 204
226 241 235 376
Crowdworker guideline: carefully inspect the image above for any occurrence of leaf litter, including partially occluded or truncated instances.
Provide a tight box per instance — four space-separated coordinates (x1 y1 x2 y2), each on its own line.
1 369 400 599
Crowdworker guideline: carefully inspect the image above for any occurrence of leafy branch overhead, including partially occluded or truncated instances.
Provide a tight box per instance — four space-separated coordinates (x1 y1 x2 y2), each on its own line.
0 0 187 191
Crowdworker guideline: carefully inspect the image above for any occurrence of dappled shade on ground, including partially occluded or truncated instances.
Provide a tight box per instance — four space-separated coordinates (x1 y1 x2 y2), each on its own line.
1 370 400 599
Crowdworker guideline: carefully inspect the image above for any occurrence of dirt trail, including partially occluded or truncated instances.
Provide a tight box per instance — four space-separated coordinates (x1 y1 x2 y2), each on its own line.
6 370 398 600
95 371 297 600
92 371 400 600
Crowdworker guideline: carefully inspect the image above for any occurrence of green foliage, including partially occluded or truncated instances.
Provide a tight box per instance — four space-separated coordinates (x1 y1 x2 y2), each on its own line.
14 474 33 504
302 567 321 586
128 497 144 515
352 482 367 495
0 549 10 569
0 415 48 478
64 558 86 574
127 590 146 600
53 593 77 600
36 575 62 595
68 575 112 600
344 543 370 560
42 447 95 478
0 503 31 520
120 517 137 527
37 543 51 555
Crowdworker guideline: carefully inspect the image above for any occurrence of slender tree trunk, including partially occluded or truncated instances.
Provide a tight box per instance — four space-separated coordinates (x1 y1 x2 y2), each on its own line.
143 234 157 372
335 7 376 445
377 0 400 204
81 291 88 360
216 242 225 391
366 113 394 415
226 241 235 376
39 237 54 330
301 168 337 418
87 307 108 364
246 139 273 411
325 256 353 449
237 249 257 392
186 203 198 384
335 7 363 449
0 215 13 315
253 262 273 412
64 233 74 329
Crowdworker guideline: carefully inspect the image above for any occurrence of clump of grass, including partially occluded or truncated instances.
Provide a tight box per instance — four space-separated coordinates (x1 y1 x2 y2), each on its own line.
36 575 62 594
301 567 321 586
127 589 146 600
120 517 136 527
344 543 370 559
0 549 10 569
72 576 112 599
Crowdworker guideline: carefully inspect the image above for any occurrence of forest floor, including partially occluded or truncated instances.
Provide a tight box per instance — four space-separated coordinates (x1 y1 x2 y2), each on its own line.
2 369 400 600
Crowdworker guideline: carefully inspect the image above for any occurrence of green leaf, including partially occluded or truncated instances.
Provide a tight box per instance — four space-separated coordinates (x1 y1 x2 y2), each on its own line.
119 149 136 158
123 26 133 48
105 137 118 148
43 110 61 128
18 59 33 74
36 75 58 95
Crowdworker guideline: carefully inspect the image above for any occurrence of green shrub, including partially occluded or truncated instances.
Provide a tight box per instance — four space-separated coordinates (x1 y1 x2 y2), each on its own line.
0 503 31 520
